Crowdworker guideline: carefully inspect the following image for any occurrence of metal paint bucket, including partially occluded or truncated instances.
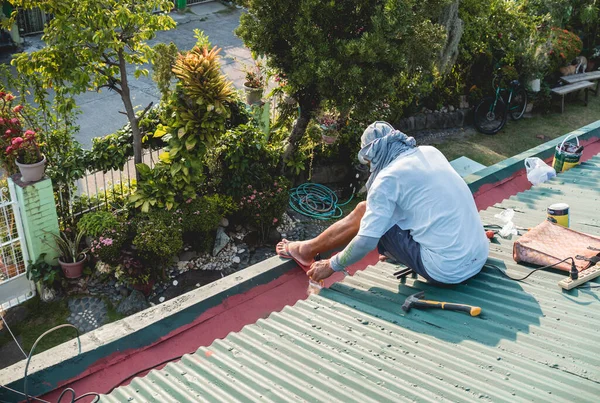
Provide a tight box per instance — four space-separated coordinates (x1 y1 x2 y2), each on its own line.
552 134 583 173
547 203 569 228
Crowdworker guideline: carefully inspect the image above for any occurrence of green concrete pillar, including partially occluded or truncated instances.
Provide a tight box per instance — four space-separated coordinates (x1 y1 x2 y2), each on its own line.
8 176 60 265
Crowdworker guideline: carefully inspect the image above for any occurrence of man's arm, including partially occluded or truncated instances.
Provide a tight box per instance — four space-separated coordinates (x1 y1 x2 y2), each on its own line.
330 235 379 273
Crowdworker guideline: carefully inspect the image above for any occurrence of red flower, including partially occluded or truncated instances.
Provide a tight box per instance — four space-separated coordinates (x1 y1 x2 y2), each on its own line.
12 137 24 146
4 94 15 102
12 105 24 113
10 118 20 126
5 146 13 154
5 129 12 136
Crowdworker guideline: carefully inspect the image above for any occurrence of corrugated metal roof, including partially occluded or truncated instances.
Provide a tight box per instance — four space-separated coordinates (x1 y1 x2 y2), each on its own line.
102 155 600 402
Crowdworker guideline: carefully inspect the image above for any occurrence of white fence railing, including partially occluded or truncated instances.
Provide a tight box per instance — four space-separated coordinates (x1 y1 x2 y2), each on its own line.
0 182 32 310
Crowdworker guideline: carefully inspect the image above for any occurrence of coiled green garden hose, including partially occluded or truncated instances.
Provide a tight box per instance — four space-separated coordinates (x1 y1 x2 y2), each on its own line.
289 183 355 220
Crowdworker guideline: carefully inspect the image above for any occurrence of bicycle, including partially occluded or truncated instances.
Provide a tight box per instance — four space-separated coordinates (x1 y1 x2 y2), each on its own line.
474 72 528 134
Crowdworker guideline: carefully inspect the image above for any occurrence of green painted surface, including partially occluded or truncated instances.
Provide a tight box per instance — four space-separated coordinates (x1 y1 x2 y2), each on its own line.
465 120 600 194
11 178 60 264
104 156 600 402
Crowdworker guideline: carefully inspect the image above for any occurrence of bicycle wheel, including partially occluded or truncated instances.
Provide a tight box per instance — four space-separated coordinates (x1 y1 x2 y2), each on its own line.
509 87 528 120
474 96 507 134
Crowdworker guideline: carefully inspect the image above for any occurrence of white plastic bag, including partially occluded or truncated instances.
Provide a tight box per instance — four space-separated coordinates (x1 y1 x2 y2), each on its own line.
494 209 518 239
525 157 556 186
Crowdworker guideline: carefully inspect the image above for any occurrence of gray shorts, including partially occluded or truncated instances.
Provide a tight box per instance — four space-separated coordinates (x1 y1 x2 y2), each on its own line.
377 225 442 285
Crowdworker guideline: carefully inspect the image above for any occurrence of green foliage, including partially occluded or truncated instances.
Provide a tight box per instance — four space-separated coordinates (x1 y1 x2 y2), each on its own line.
547 27 583 72
9 0 176 179
152 42 180 101
77 211 119 238
181 194 236 234
237 178 290 240
132 210 183 267
236 0 450 163
90 223 127 265
209 124 280 197
49 228 88 263
26 254 61 287
132 33 237 210
87 106 165 173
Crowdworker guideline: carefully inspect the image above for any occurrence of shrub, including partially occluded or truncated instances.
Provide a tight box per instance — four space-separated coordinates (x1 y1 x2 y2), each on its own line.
181 194 236 234
547 28 583 73
238 178 289 240
77 211 119 238
90 223 127 265
132 210 183 267
210 124 280 197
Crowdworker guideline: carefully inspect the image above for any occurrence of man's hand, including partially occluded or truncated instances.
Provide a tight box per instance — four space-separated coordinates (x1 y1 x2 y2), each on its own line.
307 259 335 282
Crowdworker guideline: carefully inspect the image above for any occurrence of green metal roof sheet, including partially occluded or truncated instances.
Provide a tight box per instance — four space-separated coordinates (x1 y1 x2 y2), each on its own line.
102 155 600 402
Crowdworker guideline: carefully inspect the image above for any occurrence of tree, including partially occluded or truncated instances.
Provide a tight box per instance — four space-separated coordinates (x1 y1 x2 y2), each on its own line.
7 0 176 180
235 0 449 166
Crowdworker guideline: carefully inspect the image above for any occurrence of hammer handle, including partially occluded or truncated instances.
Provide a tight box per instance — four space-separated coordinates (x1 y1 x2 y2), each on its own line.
413 300 481 316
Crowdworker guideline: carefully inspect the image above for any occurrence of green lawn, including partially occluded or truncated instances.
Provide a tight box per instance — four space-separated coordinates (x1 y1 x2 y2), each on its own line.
0 297 72 356
430 93 600 167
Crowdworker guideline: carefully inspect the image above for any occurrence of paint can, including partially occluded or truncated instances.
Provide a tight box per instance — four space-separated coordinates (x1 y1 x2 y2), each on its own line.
552 134 583 173
547 203 569 228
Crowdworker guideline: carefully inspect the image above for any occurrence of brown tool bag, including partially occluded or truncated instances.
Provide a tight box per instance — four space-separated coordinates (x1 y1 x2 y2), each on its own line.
513 220 600 272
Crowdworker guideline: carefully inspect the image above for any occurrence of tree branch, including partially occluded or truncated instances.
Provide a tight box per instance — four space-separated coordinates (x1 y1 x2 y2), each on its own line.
136 102 154 123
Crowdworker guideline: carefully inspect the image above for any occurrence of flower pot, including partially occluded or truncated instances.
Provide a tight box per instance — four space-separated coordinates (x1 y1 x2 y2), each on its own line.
321 134 338 145
527 79 541 93
15 155 46 183
59 254 86 279
244 85 263 105
525 102 534 113
133 279 154 296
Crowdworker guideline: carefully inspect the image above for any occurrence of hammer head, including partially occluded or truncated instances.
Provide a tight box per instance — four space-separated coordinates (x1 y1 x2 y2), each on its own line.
401 291 425 312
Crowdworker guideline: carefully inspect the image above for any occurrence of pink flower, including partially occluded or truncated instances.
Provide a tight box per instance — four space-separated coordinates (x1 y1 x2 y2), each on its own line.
247 185 252 189
274 181 278 186
273 218 278 224
5 129 12 136
10 118 19 125
256 214 260 217
250 195 255 200
186 198 192 204
12 105 23 113
253 190 257 194
5 146 13 153
11 137 23 146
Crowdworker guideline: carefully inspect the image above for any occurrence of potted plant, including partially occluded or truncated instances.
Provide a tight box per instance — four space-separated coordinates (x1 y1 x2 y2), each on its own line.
0 92 46 181
26 253 61 301
51 228 88 279
520 40 549 94
243 59 266 105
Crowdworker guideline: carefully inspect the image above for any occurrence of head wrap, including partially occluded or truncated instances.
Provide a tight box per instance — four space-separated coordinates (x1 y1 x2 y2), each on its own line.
357 121 416 190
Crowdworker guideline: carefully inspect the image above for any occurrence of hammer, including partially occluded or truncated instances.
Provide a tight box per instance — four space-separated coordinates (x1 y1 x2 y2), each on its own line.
401 291 481 317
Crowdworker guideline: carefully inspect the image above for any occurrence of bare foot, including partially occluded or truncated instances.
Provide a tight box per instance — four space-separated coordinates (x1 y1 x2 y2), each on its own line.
379 254 388 262
276 239 314 267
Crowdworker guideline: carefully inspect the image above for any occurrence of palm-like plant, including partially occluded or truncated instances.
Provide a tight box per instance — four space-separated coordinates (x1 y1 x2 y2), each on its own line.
50 229 89 263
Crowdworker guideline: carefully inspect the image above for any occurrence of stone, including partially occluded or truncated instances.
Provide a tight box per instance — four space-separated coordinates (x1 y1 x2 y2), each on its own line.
179 250 199 262
448 105 455 112
118 286 129 298
412 114 426 131
173 280 178 286
159 296 165 303
267 228 282 245
220 217 229 227
117 290 149 316
232 256 241 264
213 227 230 256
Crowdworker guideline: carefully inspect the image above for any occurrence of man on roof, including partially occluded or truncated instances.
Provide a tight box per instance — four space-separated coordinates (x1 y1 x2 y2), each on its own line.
276 121 489 285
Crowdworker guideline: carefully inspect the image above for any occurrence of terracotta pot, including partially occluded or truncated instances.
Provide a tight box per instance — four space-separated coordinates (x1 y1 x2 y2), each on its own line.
133 279 154 296
244 84 263 105
16 155 46 183
59 254 86 279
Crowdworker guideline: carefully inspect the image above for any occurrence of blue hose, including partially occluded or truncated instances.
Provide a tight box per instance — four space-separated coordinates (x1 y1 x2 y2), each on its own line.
289 183 354 220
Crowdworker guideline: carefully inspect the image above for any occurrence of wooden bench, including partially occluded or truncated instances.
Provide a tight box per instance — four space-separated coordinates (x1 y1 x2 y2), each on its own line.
551 80 595 113
560 70 600 96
